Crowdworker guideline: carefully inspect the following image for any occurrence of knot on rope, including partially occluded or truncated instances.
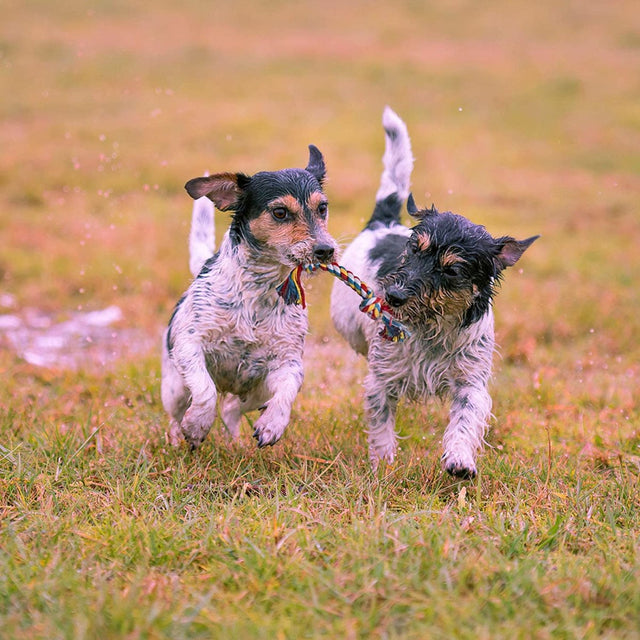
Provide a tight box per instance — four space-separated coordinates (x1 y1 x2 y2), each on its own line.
357 292 409 342
276 262 410 343
275 264 307 308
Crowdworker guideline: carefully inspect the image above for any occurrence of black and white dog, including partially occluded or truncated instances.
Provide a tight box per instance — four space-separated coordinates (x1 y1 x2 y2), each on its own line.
331 108 538 478
162 147 337 449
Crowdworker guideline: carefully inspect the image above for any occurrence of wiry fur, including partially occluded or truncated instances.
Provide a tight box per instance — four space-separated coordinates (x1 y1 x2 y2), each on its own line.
331 108 538 478
162 146 337 449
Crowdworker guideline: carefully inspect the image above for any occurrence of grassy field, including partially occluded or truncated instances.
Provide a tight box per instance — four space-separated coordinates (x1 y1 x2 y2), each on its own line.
2 0 640 637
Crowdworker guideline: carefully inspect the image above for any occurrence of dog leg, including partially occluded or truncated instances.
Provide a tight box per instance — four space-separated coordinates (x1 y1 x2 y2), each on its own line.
442 383 491 479
252 363 303 447
172 344 218 448
219 393 243 440
364 370 400 468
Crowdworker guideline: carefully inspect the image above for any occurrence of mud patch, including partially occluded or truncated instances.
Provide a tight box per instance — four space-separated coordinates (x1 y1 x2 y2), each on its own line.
0 304 156 371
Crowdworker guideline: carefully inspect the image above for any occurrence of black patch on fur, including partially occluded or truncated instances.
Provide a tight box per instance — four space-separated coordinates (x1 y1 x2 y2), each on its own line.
230 168 324 248
196 252 221 278
383 126 398 142
369 233 409 280
365 193 402 230
166 294 186 353
463 292 492 327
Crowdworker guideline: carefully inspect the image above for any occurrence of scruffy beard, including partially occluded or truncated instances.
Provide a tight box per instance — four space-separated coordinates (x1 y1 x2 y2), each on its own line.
382 280 478 327
285 241 318 267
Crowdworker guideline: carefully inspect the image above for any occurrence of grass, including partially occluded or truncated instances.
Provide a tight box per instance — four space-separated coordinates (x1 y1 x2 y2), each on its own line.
2 0 640 637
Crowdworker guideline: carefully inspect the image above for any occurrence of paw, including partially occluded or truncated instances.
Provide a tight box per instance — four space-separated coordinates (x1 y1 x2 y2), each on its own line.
369 443 396 470
252 414 287 448
168 419 183 447
181 403 215 448
442 452 477 479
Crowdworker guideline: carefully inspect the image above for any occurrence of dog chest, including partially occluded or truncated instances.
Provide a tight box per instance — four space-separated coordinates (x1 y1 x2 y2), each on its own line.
372 318 494 401
203 324 305 397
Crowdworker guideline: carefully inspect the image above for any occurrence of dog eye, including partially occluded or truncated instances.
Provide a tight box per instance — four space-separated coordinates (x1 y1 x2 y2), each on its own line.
271 207 289 221
317 202 328 218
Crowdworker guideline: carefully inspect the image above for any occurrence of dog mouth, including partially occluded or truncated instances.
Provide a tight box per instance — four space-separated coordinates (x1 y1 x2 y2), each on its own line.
286 242 337 268
285 253 316 270
386 297 435 322
384 280 469 322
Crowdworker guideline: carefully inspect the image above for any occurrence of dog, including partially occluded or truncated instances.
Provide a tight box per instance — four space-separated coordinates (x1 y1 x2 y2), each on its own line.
331 108 538 478
162 146 337 449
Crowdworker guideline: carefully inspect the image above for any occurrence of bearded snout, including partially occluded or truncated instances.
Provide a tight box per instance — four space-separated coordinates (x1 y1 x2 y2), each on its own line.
384 283 409 308
383 273 415 308
288 234 338 266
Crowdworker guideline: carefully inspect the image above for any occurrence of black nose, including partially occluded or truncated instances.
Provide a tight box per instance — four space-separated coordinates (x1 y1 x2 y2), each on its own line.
313 244 335 263
385 285 409 308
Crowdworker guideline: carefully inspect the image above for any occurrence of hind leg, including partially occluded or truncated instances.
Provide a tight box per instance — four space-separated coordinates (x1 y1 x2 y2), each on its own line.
364 369 400 468
220 388 273 440
219 393 243 439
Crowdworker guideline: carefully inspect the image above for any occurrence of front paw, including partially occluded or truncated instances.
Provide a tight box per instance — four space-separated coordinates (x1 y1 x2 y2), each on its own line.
252 414 287 448
369 443 396 470
181 403 215 448
442 452 477 479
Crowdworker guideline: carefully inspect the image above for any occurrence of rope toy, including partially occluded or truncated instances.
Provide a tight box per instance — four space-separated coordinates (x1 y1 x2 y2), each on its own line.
276 262 411 342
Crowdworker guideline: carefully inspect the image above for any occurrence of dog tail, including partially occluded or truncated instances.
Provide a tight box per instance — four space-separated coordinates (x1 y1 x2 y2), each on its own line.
188 174 216 277
368 106 414 229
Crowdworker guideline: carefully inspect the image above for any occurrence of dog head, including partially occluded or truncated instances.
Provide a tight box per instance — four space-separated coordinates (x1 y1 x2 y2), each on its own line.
381 194 538 327
184 146 337 267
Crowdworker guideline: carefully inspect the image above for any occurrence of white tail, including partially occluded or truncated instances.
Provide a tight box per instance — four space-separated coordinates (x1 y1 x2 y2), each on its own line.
188 184 215 278
375 106 414 203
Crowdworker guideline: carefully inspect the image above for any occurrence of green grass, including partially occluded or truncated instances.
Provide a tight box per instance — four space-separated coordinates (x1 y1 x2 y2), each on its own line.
2 0 640 638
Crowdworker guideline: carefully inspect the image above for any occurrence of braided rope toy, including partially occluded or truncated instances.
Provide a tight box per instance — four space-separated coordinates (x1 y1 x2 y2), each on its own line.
276 262 410 342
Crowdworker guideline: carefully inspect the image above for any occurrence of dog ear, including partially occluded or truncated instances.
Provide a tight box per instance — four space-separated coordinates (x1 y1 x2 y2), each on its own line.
184 173 250 211
407 193 439 219
493 235 539 271
407 193 419 216
306 145 326 185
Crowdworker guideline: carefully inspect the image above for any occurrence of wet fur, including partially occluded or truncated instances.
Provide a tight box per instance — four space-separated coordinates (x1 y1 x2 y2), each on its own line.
331 108 538 478
162 146 338 449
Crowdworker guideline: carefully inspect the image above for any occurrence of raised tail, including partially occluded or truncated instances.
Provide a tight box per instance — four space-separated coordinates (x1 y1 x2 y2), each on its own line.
188 179 216 278
366 107 414 229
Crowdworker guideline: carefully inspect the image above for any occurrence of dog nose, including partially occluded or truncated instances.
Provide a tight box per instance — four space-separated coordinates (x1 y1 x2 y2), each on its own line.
386 285 409 308
313 244 335 263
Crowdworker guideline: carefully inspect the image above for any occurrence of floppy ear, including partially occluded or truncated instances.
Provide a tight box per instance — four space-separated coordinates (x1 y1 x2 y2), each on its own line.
184 172 250 211
306 145 326 185
407 193 439 219
494 235 540 271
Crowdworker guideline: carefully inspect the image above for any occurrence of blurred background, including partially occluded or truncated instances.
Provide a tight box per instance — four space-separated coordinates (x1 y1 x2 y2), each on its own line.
1 0 639 384
2 6 639 636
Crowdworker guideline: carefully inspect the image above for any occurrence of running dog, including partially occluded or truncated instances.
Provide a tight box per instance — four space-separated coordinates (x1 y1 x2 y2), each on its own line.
162 146 337 449
331 108 538 478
